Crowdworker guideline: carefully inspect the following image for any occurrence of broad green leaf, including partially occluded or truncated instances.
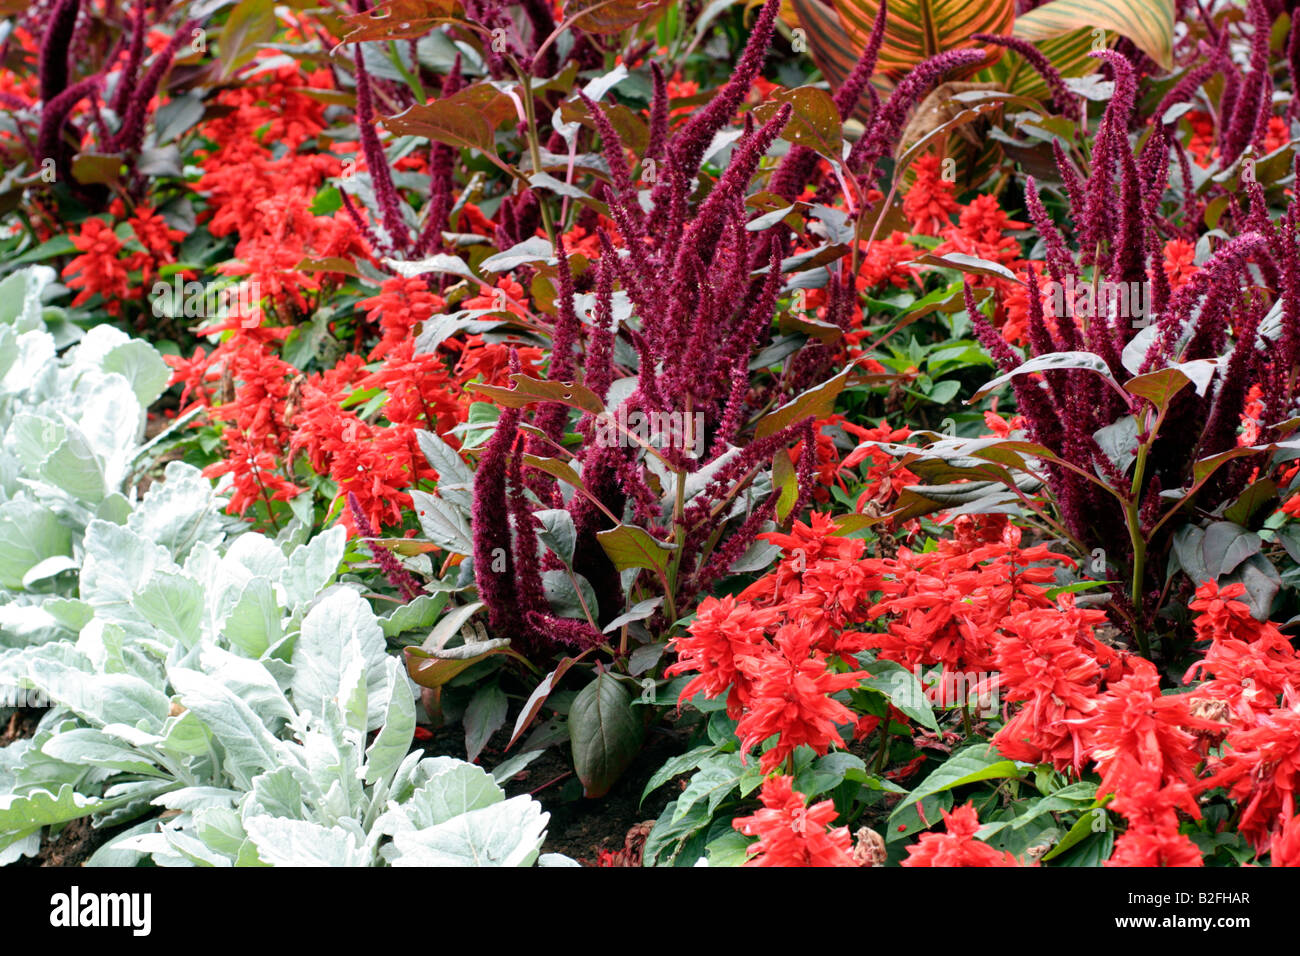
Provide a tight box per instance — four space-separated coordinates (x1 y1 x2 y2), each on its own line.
102 340 170 409
890 744 1021 828
40 729 160 775
596 524 676 575
534 509 577 565
0 501 72 590
395 757 503 829
569 672 645 798
135 571 204 648
464 683 508 764
409 490 474 555
859 658 941 732
281 525 346 609
379 593 448 638
222 577 281 657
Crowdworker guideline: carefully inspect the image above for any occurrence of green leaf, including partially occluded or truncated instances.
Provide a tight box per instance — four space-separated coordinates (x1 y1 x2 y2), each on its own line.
415 429 475 507
859 659 941 732
755 361 856 440
0 784 135 834
291 588 389 731
41 427 107 504
674 754 743 823
534 509 577 565
1041 806 1108 862
409 490 474 556
379 593 448 638
102 340 170 409
0 502 73 589
464 683 508 764
1201 521 1261 578
596 524 676 575
135 571 204 648
40 729 160 775
642 744 720 805
282 525 346 609
569 672 645 798
889 744 1021 828
218 0 279 80
918 252 1020 284
243 816 370 867
1124 366 1190 412
168 668 281 789
222 577 281 658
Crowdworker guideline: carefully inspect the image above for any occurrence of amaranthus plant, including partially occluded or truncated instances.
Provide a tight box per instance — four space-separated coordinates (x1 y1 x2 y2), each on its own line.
880 36 1300 658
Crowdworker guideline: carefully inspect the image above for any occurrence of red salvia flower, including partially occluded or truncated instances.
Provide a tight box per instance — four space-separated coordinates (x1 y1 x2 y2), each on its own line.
732 775 858 867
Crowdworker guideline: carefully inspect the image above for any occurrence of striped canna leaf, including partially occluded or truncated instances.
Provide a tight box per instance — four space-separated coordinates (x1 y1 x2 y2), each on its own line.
1012 0 1174 71
794 0 1015 85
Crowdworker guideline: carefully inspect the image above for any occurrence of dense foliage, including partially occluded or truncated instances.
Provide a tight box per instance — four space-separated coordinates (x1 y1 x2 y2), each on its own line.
4 0 1300 868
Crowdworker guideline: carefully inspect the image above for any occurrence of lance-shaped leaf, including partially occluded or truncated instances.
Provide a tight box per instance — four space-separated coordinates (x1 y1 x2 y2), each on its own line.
472 374 605 415
888 744 1021 833
405 640 514 690
755 361 856 440
507 657 579 750
219 0 278 80
969 351 1122 403
918 251 1021 284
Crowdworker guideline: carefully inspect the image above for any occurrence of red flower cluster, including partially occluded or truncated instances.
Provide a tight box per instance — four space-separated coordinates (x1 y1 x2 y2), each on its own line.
732 775 858 866
901 802 1025 866
862 514 1074 676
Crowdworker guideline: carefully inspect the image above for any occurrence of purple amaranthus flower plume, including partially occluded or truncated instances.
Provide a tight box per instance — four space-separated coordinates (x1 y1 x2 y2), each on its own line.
348 493 426 603
465 1 835 653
